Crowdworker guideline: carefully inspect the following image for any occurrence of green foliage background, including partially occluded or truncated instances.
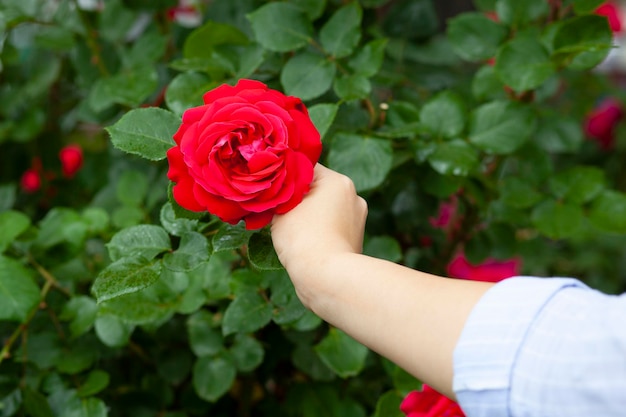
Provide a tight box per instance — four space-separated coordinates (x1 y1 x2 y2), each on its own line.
2 0 626 416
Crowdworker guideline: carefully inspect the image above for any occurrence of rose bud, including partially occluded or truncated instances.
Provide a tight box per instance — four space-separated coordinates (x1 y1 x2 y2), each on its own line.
584 98 623 150
59 144 83 178
20 169 42 193
596 1 623 33
167 79 322 230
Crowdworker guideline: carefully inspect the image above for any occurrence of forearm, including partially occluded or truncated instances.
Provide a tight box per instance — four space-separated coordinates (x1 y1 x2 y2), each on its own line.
289 252 493 399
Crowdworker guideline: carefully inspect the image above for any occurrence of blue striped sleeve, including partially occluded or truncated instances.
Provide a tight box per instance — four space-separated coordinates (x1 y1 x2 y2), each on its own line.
453 276 626 417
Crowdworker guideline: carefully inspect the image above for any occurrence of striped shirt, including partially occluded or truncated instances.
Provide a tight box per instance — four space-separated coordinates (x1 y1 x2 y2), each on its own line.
453 277 626 417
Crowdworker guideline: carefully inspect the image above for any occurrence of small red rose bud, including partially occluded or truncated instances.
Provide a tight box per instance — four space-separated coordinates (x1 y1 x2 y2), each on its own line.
59 144 83 179
596 1 623 33
20 169 42 193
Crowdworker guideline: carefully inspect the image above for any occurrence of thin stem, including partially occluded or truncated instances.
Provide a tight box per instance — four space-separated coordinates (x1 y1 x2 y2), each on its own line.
0 280 53 367
71 0 110 76
28 255 72 298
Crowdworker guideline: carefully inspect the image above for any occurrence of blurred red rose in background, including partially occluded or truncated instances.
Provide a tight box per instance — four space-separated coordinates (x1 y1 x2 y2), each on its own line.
59 144 84 179
20 169 41 194
447 253 521 283
167 79 322 230
584 98 623 150
596 1 623 33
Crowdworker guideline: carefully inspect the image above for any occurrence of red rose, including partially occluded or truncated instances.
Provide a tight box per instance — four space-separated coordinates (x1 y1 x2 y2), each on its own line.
400 385 465 417
596 1 622 33
59 144 84 178
584 98 623 150
447 253 520 283
167 79 322 230
20 169 41 193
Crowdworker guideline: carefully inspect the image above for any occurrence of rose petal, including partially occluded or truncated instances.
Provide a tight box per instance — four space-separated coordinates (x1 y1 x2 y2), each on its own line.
192 183 249 222
243 211 274 230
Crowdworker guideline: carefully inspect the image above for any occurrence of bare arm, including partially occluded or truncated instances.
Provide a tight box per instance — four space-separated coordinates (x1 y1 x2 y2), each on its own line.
271 165 493 399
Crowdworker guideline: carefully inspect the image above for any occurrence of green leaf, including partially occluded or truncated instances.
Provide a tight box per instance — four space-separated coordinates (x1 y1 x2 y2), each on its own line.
0 389 22 417
90 66 158 110
22 386 53 417
363 236 402 262
500 177 542 209
327 133 393 192
420 91 466 138
447 12 508 61
333 74 371 101
308 103 338 140
60 296 98 338
281 52 336 101
163 231 210 272
348 38 388 77
106 224 171 262
92 257 162 303
374 390 404 417
495 35 555 92
106 108 180 161
212 222 253 252
551 15 612 70
98 289 175 325
36 208 87 249
56 343 97 374
472 65 505 101
570 0 606 13
183 21 248 59
549 166 605 204
236 44 266 79
0 210 30 253
0 184 16 211
0 255 39 322
496 0 549 26
427 140 479 176
270 271 307 325
82 208 110 234
247 3 313 52
291 0 327 20
165 72 213 118
116 170 148 207
531 200 584 239
160 202 199 237
222 289 273 336
589 190 626 233
193 356 236 402
76 370 110 397
314 328 368 378
187 310 224 357
123 32 168 69
534 116 584 153
292 344 335 381
230 334 264 372
320 2 362 58
469 101 536 154
248 232 283 271
94 314 134 347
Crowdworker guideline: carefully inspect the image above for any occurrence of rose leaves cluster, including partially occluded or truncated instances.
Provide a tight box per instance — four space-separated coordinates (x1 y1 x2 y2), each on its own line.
167 79 322 230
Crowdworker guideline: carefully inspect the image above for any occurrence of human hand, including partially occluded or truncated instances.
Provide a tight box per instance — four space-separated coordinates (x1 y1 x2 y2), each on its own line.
271 165 367 302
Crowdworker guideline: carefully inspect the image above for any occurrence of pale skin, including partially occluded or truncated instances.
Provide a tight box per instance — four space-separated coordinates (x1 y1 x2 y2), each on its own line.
271 164 494 400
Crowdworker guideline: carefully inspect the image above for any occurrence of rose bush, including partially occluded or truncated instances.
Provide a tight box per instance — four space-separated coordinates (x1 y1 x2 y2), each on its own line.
2 1 626 417
167 79 322 229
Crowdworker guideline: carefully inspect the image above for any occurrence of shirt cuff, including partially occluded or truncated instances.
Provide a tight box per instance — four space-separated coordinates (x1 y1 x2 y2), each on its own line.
452 276 587 417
